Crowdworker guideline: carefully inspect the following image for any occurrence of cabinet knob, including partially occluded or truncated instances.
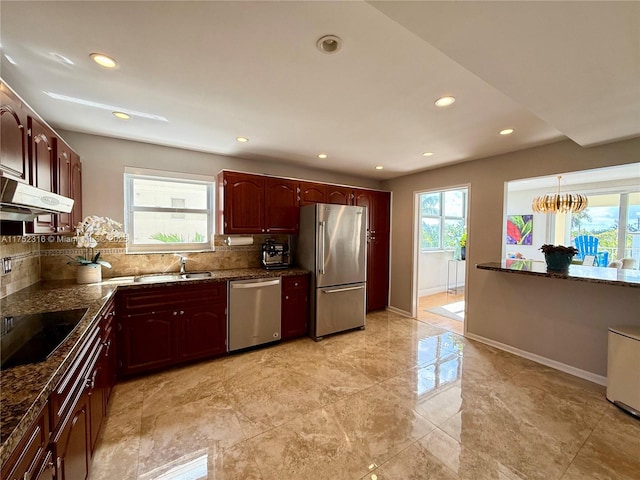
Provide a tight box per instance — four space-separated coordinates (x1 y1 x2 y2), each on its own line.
180 310 185 315
285 295 289 300
294 282 299 287
173 311 178 316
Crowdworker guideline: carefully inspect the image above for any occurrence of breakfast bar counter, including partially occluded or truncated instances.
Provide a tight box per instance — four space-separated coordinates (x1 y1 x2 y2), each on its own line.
476 260 640 288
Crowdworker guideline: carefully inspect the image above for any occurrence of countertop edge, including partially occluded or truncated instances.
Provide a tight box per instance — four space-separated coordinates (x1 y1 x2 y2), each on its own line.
476 261 640 288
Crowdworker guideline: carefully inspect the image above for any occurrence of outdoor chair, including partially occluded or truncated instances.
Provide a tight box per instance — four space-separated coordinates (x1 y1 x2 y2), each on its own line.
574 235 609 266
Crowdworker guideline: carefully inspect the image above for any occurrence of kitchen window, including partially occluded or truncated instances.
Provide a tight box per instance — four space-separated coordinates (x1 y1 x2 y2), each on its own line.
124 168 215 253
420 189 467 251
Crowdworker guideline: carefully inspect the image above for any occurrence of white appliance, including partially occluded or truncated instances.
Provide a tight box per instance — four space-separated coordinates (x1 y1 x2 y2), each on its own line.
607 326 640 417
297 204 367 341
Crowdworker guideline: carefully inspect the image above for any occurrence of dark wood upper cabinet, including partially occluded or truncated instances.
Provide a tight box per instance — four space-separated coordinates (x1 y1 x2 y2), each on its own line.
264 177 299 233
299 181 326 206
55 138 73 233
0 84 29 182
26 116 56 234
70 152 83 229
219 171 300 234
219 171 265 234
354 189 391 234
326 185 353 205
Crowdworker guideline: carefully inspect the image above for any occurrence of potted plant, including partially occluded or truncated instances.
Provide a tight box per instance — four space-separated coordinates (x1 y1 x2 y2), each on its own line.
539 244 579 272
460 232 467 260
67 216 123 284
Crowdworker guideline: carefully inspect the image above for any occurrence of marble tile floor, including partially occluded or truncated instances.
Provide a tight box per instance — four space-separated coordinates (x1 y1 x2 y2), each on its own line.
89 310 640 480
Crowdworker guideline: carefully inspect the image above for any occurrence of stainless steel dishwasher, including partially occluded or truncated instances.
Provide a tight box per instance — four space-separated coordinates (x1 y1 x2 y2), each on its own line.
228 277 282 351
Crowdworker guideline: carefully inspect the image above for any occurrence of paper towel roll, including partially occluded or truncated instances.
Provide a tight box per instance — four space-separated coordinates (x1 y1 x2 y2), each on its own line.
226 236 254 246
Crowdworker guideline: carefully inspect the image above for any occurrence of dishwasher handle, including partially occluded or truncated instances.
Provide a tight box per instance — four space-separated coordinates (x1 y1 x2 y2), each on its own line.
231 279 281 289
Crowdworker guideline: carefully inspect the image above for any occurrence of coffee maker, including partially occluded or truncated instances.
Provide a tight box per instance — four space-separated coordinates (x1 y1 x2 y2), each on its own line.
261 239 290 269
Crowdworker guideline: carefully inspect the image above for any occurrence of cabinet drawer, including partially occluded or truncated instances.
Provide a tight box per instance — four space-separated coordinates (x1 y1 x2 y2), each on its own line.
1 401 49 480
50 326 101 427
118 283 226 314
282 275 309 293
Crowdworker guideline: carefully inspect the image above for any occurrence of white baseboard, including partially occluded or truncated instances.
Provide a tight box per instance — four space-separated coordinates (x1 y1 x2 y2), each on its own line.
386 306 412 317
464 332 607 386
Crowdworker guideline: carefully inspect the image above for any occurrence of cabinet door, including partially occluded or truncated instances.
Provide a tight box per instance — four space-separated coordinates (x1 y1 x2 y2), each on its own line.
0 402 50 480
87 345 106 455
103 324 117 407
0 84 29 182
264 177 299 233
366 235 390 312
177 304 227 362
281 275 309 340
118 311 176 376
26 117 55 234
52 390 91 480
299 181 326 206
70 152 82 230
326 185 353 205
220 171 265 234
354 189 391 235
55 138 73 233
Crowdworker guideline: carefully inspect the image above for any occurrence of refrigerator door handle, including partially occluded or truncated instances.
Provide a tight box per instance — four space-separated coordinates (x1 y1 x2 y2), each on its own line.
323 285 366 294
231 279 281 289
319 221 326 275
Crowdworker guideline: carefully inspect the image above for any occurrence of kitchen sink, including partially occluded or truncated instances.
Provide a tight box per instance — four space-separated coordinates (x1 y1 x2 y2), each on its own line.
1 308 89 369
133 271 213 283
182 271 212 279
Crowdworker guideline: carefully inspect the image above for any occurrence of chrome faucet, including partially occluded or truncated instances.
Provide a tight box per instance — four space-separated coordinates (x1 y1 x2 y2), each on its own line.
178 255 187 274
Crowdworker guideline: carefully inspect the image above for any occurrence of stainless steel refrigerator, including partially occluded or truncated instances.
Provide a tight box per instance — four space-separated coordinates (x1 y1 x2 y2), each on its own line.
297 204 367 340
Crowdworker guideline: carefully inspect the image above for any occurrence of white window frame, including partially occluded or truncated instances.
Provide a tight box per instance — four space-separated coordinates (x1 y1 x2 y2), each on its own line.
420 189 467 252
124 167 215 253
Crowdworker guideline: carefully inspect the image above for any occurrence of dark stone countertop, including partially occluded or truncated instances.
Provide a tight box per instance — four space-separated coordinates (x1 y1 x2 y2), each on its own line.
0 267 309 465
476 260 640 287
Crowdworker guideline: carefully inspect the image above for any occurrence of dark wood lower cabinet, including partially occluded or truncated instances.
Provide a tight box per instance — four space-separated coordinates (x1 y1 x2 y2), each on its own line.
117 282 228 377
0 401 50 480
52 390 90 480
366 235 390 312
281 274 309 340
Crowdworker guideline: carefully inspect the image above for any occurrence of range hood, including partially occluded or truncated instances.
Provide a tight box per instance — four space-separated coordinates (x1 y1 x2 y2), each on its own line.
0 177 74 222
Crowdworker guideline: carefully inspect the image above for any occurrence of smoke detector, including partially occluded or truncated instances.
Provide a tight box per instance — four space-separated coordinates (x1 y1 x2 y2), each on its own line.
316 35 342 54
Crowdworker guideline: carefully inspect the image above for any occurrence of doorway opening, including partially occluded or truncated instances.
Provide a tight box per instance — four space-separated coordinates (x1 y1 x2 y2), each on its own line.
413 186 469 335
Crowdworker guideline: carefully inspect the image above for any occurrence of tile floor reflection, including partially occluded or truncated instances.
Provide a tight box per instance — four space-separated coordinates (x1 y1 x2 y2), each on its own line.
89 311 640 480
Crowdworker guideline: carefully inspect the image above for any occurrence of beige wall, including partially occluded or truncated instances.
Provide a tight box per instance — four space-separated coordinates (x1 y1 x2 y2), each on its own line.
58 130 382 224
383 137 640 379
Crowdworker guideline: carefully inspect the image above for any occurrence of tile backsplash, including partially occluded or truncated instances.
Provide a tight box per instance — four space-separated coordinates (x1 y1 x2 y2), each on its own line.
38 234 289 282
0 238 41 298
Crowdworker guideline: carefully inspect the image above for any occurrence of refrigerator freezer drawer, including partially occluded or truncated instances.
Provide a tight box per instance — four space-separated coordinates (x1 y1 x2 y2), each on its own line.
314 283 366 340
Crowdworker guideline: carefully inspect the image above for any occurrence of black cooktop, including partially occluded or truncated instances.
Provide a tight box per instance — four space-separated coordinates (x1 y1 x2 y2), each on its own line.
1 307 88 369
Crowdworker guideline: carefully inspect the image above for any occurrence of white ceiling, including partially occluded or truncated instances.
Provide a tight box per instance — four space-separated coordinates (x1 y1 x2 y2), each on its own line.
1 1 638 180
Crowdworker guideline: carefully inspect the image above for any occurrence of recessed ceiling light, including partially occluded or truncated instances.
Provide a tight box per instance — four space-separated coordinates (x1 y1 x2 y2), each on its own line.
43 91 168 121
90 53 117 68
422 152 434 157
113 111 130 120
375 166 384 170
500 128 515 135
316 35 342 54
318 153 328 159
236 137 249 143
4 54 17 65
434 96 455 107
50 52 74 65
